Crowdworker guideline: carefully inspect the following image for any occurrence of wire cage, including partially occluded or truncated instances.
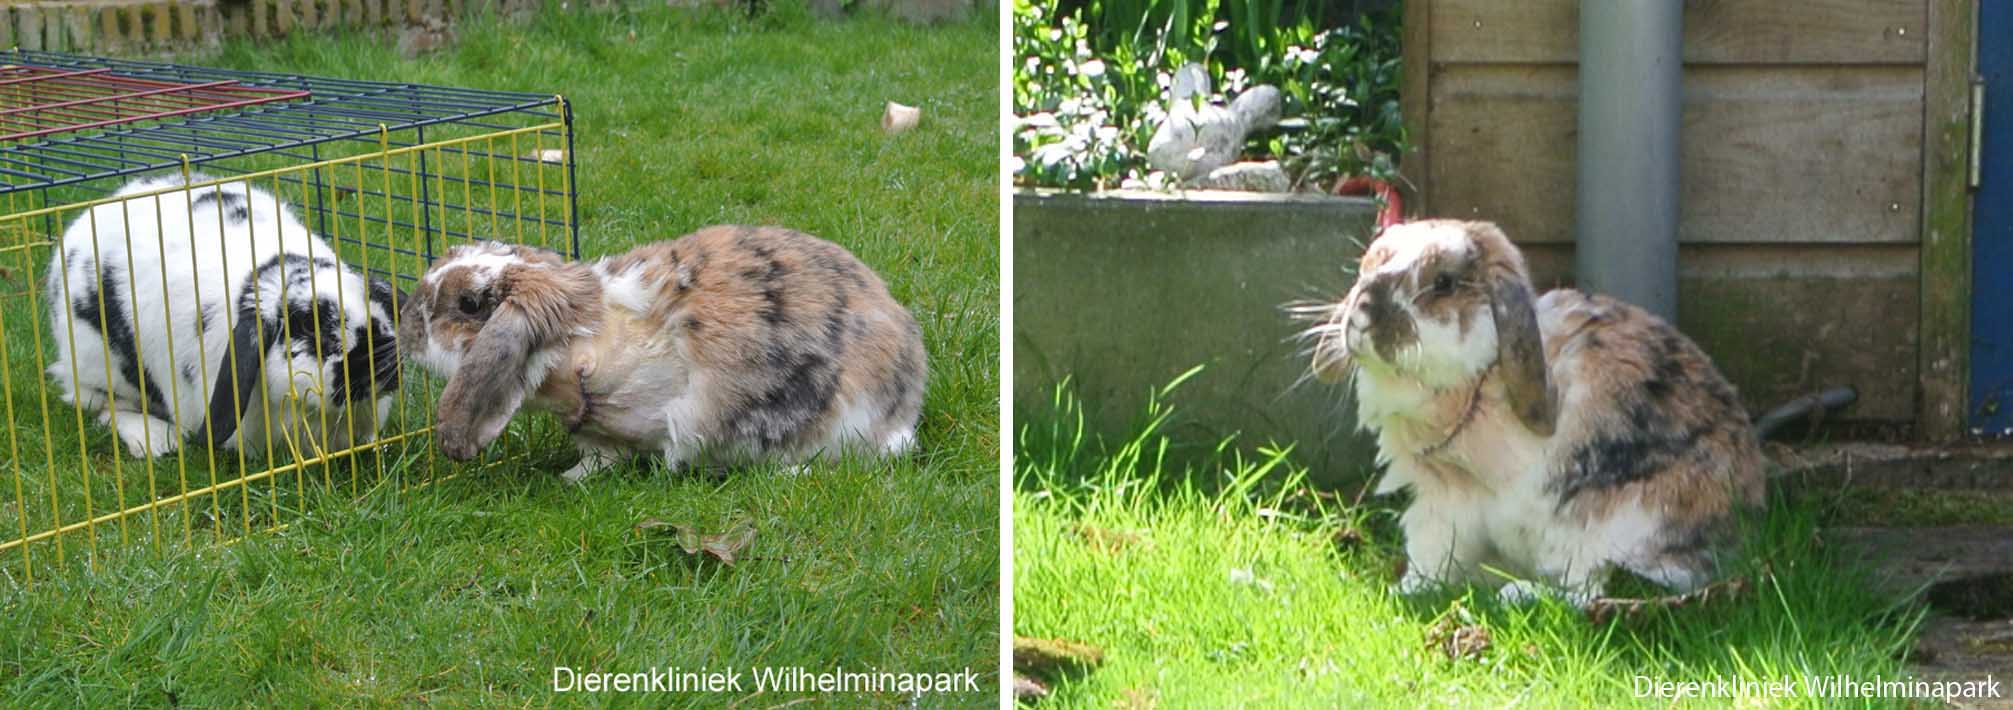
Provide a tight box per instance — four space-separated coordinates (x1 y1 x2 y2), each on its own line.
0 50 582 585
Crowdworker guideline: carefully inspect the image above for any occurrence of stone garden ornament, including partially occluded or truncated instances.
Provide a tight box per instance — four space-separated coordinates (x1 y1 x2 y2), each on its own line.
1147 63 1285 191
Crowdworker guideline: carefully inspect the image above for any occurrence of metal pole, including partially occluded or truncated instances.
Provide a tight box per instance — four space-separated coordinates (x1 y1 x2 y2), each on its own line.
1576 0 1682 321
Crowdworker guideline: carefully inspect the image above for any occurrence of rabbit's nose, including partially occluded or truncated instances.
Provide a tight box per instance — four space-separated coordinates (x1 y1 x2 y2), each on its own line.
1356 282 1397 325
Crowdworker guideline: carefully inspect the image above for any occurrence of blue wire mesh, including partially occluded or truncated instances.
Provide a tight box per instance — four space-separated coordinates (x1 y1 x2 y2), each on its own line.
0 49 582 265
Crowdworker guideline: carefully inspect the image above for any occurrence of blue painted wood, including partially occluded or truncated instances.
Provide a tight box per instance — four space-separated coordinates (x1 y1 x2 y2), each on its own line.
1971 1 2013 433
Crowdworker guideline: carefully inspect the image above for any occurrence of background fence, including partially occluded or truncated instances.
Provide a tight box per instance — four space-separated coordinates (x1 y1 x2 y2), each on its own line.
0 0 565 55
1401 0 1955 435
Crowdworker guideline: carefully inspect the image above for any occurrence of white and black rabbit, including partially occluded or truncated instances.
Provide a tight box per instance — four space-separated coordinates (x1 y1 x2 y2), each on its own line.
1302 219 1764 606
47 174 400 459
399 225 927 481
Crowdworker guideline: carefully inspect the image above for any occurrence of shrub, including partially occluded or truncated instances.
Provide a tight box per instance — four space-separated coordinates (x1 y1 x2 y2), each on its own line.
1011 0 1405 192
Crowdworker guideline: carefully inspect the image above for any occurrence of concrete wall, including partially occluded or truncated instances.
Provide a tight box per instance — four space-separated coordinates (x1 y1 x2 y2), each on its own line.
1013 190 1380 483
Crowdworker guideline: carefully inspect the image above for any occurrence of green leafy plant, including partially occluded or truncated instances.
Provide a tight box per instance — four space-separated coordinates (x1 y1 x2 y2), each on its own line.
1269 10 1405 189
1013 0 1406 192
1012 0 1165 190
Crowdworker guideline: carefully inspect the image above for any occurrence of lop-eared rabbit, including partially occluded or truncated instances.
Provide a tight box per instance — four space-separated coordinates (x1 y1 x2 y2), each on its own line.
399 226 927 481
48 174 399 458
1302 219 1763 605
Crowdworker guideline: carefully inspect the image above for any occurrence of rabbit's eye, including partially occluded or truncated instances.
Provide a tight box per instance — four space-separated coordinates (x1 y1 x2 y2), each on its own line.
1432 274 1456 294
456 292 483 316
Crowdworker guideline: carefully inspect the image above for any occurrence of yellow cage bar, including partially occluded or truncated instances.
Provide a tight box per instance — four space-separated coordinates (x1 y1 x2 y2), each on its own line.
0 51 583 587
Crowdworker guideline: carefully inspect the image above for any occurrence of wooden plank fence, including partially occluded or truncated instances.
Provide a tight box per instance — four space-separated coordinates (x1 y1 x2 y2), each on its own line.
0 0 556 53
1402 0 1956 431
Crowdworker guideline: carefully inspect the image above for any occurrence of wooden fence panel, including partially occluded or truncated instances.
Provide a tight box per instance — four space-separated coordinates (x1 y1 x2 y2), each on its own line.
1429 0 1926 65
1428 65 1923 245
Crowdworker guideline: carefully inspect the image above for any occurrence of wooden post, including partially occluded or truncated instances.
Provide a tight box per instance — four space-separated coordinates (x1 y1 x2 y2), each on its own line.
1398 0 1431 215
148 1 171 44
15 6 41 51
63 6 91 51
96 6 120 52
122 4 145 48
177 1 198 41
1920 0 1979 440
42 6 63 50
224 0 246 38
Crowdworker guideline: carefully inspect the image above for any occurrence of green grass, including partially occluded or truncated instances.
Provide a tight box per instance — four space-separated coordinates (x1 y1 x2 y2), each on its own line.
1014 380 1929 708
0 4 999 706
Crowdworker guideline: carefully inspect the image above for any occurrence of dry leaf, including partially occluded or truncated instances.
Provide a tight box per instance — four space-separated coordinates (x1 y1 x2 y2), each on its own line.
1424 616 1491 661
700 513 757 564
1073 523 1141 554
1116 687 1159 710
1012 635 1104 677
635 512 758 565
1011 674 1049 700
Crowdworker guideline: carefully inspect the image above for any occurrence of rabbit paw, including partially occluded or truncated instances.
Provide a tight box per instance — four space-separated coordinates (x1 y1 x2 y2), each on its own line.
1393 569 1442 597
1497 580 1547 606
107 411 179 458
561 446 619 483
1497 580 1601 608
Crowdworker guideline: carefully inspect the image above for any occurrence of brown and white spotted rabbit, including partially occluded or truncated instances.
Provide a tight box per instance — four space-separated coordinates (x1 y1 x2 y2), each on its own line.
1301 219 1764 606
399 225 927 481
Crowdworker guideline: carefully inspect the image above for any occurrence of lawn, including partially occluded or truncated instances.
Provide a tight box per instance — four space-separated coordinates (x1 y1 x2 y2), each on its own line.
0 4 999 706
1014 380 1930 708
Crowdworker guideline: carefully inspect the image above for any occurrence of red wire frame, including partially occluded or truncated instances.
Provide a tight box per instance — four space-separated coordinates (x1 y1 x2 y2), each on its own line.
0 64 310 142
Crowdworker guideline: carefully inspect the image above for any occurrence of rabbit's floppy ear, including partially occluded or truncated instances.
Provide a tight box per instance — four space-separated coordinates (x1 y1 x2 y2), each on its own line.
433 305 534 460
433 262 595 461
1488 271 1556 437
201 305 280 449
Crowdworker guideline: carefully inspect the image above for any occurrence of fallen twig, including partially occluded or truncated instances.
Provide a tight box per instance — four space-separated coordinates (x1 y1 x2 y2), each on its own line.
1585 574 1752 624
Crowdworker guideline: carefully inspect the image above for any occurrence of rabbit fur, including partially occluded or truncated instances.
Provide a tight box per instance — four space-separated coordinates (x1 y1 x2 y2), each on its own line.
398 225 927 481
47 173 400 459
1302 219 1764 606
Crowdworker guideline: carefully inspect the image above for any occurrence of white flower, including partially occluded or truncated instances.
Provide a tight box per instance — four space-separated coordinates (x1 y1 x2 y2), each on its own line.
1019 112 1059 130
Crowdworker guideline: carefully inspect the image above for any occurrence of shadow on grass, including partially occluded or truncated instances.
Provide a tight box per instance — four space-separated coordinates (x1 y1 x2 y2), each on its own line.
1014 371 1929 707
